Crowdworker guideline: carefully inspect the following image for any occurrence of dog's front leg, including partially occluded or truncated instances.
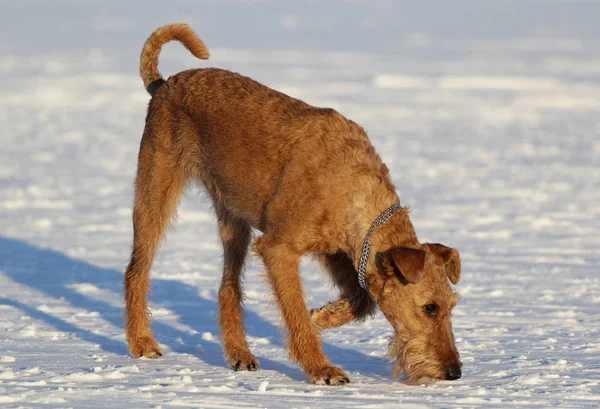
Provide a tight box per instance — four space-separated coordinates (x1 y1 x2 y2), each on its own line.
310 294 374 333
311 252 376 332
256 238 349 385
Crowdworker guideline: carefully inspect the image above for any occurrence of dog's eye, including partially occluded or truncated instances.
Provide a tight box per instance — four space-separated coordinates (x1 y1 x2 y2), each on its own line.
424 303 438 316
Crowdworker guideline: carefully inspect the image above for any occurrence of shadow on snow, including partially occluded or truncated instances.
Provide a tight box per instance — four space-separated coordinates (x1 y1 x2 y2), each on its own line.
0 235 390 381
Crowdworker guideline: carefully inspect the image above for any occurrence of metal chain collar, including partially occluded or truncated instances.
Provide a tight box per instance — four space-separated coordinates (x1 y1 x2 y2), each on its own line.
357 204 403 290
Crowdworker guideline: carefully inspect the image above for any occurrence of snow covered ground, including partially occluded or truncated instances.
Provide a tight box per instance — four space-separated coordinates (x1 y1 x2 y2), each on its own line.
1 0 600 407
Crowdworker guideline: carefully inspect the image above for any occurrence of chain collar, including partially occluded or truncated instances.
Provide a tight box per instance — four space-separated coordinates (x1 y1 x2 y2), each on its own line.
357 204 403 290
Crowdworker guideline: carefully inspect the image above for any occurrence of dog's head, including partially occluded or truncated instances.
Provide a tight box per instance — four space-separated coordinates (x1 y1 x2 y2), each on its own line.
369 243 462 385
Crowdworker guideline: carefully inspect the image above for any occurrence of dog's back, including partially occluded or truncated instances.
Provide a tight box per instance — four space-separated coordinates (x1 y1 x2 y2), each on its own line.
140 25 391 231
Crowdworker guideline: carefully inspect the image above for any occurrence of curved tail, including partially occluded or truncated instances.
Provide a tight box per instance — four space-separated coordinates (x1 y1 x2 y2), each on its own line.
140 23 210 95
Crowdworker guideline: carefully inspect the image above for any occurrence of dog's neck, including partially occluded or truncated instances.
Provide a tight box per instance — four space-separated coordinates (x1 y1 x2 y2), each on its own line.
347 200 421 273
369 208 420 252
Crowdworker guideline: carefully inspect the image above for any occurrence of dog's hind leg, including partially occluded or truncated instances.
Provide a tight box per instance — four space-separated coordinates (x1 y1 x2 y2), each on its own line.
124 128 188 358
311 252 376 332
215 204 259 371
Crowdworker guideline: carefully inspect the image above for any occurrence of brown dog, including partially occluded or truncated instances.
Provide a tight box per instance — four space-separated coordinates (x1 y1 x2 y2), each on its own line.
124 23 462 385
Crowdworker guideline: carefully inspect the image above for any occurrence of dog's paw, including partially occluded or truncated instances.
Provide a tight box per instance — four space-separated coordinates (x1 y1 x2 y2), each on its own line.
128 336 163 358
310 308 325 333
308 365 350 386
226 350 260 372
310 302 334 333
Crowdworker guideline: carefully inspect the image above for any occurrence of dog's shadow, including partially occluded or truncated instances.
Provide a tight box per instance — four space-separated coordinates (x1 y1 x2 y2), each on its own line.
0 236 390 381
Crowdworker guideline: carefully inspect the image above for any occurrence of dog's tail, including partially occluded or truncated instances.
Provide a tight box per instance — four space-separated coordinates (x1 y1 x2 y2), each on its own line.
140 23 210 96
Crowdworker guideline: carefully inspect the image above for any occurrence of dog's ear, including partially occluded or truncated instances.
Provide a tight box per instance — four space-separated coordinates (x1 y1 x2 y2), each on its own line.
424 243 461 284
379 247 426 284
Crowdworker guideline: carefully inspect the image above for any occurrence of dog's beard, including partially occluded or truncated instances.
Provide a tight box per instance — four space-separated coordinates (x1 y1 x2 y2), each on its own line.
389 335 445 385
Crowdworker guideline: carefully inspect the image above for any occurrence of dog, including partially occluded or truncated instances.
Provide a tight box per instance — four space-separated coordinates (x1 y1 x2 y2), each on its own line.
124 23 462 385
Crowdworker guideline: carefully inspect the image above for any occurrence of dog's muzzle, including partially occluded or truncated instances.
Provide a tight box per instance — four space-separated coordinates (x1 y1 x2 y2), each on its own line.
445 365 462 380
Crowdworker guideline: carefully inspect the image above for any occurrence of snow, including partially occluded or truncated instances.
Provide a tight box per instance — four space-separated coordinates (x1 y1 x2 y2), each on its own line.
1 0 600 407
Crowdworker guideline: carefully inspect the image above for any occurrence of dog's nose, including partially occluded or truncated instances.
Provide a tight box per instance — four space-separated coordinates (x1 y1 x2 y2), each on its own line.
445 365 462 380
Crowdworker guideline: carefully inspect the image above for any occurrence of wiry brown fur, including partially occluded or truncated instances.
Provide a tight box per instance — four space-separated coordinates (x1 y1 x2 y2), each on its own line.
140 23 209 90
385 243 462 384
124 23 463 386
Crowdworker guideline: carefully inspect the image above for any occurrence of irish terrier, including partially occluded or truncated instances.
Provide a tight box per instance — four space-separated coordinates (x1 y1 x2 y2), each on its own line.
124 23 463 385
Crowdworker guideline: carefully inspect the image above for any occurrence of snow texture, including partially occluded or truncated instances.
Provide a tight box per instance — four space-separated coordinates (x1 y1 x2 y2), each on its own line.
1 0 599 408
